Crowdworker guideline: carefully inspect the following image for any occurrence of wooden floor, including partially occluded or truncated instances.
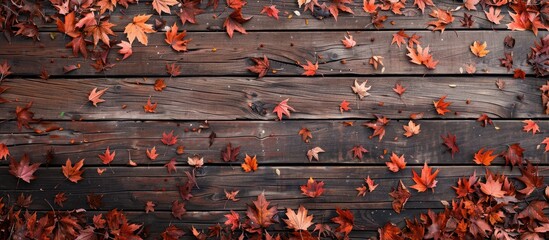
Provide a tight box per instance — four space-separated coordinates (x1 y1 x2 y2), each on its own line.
1 0 549 239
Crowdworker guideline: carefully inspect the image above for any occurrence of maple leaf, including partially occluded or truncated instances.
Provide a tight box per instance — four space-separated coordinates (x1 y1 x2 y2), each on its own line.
433 95 451 115
261 5 280 20
164 158 177 173
463 0 479 10
307 147 325 162
224 9 251 38
85 20 116 47
393 83 406 96
248 55 270 78
225 189 240 201
9 154 40 183
87 193 103 209
241 154 258 172
221 143 241 162
152 0 178 15
0 143 9 160
246 193 278 229
342 33 356 48
356 176 378 196
124 14 156 45
16 102 39 131
518 201 549 224
364 115 390 141
441 133 459 158
378 222 402 240
461 13 474 28
542 137 549 152
386 152 406 173
391 30 408 48
188 155 204 168
146 146 159 160
171 200 186 219
351 79 371 99
88 87 108 107
54 192 67 207
477 113 493 127
166 63 181 76
56 12 80 38
298 128 312 143
500 52 513 72
502 143 524 167
473 148 497 166
161 225 184 240
340 100 351 113
301 60 319 76
410 162 440 192
470 41 490 58
328 0 354 21
413 0 434 13
162 131 178 145
369 56 384 70
389 180 410 213
143 97 158 113
165 23 191 52
485 7 504 24
98 147 116 164
523 119 540 134
351 145 368 160
403 120 420 137
480 175 506 198
514 68 526 79
284 205 314 231
116 41 133 60
517 161 544 196
363 0 377 13
224 210 240 231
178 0 204 25
301 177 325 198
273 98 295 120
144 201 156 213
406 44 438 69
331 208 354 236
452 172 477 198
62 158 84 183
428 8 454 33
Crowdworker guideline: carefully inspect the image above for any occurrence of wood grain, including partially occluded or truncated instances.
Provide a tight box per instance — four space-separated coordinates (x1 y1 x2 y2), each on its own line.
0 76 545 121
0 31 541 77
1 120 548 167
36 0 512 32
0 166 538 212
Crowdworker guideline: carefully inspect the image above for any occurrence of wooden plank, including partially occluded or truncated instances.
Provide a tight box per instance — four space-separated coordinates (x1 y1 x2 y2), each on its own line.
0 31 541 77
0 77 544 120
36 0 511 32
1 120 548 167
0 166 536 212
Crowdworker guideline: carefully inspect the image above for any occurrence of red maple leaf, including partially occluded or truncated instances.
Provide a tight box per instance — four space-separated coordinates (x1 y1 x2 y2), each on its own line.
386 152 406 172
328 0 354 21
224 210 240 231
433 96 451 115
166 63 181 77
261 5 280 20
247 55 270 78
452 171 477 198
16 102 39 131
0 143 9 160
517 160 544 196
542 137 549 152
441 133 459 158
363 115 390 141
171 200 186 219
389 180 411 213
177 0 204 25
300 177 325 198
340 100 351 113
161 225 185 240
224 9 251 38
522 119 540 134
9 154 40 183
351 145 368 160
164 158 177 174
221 143 241 162
246 193 278 230
98 147 116 164
514 68 526 79
410 162 440 192
161 131 178 146
477 113 493 127
502 143 524 167
393 83 406 96
301 60 319 76
331 208 354 236
62 158 84 183
273 98 295 120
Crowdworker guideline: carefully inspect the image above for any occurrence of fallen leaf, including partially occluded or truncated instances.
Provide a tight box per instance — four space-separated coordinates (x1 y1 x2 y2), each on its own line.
221 143 240 162
164 158 177 173
351 79 372 99
162 131 178 146
473 148 497 166
225 189 240 202
98 147 116 164
410 162 440 192
389 180 411 213
331 208 354 236
307 147 325 162
442 133 459 158
154 79 166 91
363 115 390 141
152 0 178 15
0 143 9 160
62 158 84 183
88 87 108 107
273 98 295 120
301 177 325 198
246 193 277 229
124 14 156 45
145 201 155 213
224 9 251 38
165 23 191 52
54 192 67 207
363 0 377 13
298 128 312 143
406 44 438 69
171 200 186 219
386 152 406 173
470 41 490 57
351 145 368 160
248 55 270 78
261 5 280 20
146 146 159 160
428 8 454 33
502 143 524 167
9 154 40 183
188 155 204 168
391 30 408 48
403 120 420 137
523 119 540 135
514 68 526 79
143 97 158 113
224 210 240 231
485 7 504 24
284 205 314 231
301 60 319 76
480 175 506 198
342 33 356 48
241 154 258 172
414 0 434 13
117 41 133 60
340 100 351 113
393 83 406 96
433 95 451 115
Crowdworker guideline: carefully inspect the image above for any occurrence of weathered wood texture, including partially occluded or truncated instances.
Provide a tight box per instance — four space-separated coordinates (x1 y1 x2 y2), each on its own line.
1 120 549 167
0 31 541 77
0 77 545 120
0 166 540 212
36 0 511 32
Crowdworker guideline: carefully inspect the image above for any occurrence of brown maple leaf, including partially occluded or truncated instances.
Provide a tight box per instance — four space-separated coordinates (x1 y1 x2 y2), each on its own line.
88 87 108 107
307 147 325 162
331 208 354 236
410 162 440 192
523 119 540 134
363 115 390 141
499 52 513 72
16 102 39 131
178 0 204 25
301 177 325 198
62 158 84 183
171 200 186 219
301 60 319 76
441 133 459 158
87 193 103 209
389 180 411 213
224 9 251 38
248 55 270 78
124 14 156 45
298 128 313 143
165 23 191 52
9 154 40 183
284 205 314 231
502 143 524 167
403 120 420 137
517 161 544 196
351 145 368 160
241 154 258 172
273 98 295 120
221 143 241 162
161 225 184 240
246 193 278 230
164 158 177 173
433 96 451 115
386 152 406 173
54 192 67 207
473 148 497 166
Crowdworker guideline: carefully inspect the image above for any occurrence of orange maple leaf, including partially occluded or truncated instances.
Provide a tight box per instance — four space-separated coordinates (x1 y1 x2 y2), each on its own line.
165 23 191 52
241 154 258 172
284 206 314 231
341 33 356 48
522 119 540 135
273 98 295 120
247 55 270 78
473 148 497 166
246 193 278 229
152 0 178 15
403 120 420 137
117 41 133 60
363 115 389 141
410 162 440 192
301 60 319 76
62 158 84 183
298 128 312 142
386 152 406 173
300 177 325 198
144 97 158 113
433 95 451 115
485 7 503 24
224 9 251 38
0 143 9 160
363 0 377 13
124 14 156 45
147 146 159 160
406 44 438 69
331 208 354 236
470 41 490 57
261 5 280 20
391 30 408 48
479 175 506 198
393 83 406 96
85 20 116 47
340 100 351 113
413 0 434 13
88 87 108 107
